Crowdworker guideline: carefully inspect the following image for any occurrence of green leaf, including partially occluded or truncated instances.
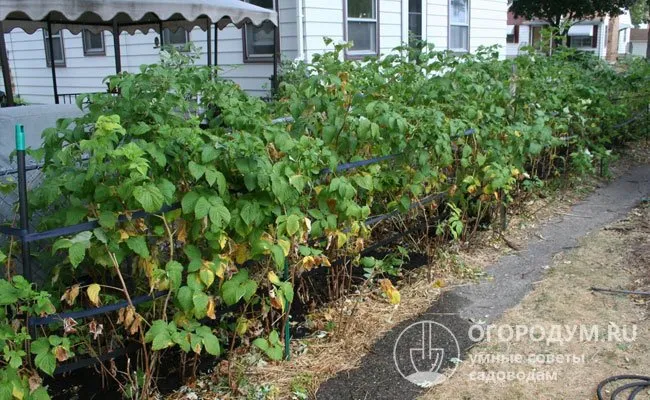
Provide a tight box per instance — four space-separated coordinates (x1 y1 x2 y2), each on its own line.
208 202 231 227
126 236 150 258
165 261 183 291
133 183 164 213
201 332 221 356
30 387 51 400
34 351 56 376
270 245 285 270
98 211 118 229
194 197 210 219
267 345 283 361
252 337 269 351
177 286 193 312
152 331 174 351
181 191 200 214
68 242 88 268
157 179 176 203
280 281 294 303
30 338 50 356
52 238 72 253
192 291 209 318
240 202 260 226
188 161 206 180
286 215 301 236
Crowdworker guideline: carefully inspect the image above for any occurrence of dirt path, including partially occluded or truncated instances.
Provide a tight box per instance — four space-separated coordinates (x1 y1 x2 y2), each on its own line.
421 203 650 399
315 164 650 400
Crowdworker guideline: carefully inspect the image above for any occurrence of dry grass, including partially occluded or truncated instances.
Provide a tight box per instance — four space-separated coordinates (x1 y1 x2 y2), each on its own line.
421 205 650 400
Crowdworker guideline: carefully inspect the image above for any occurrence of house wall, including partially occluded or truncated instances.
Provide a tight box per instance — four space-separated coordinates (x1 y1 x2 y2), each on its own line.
426 0 505 56
2 0 508 103
1 0 297 104
629 40 648 56
505 24 529 58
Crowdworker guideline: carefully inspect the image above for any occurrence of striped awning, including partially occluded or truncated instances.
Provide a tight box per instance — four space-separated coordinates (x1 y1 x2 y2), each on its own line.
0 0 278 34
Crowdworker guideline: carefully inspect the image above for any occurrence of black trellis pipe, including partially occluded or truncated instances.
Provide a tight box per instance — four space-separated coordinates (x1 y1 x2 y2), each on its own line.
214 22 218 69
206 18 212 67
15 124 31 281
159 22 164 46
113 21 122 73
46 20 59 104
0 21 15 107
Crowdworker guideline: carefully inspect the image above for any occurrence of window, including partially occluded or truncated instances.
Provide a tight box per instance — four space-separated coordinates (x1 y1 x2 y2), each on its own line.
162 28 190 50
449 0 469 52
82 30 105 56
570 36 592 48
43 30 65 67
345 0 379 56
506 25 519 44
243 0 276 62
408 0 423 44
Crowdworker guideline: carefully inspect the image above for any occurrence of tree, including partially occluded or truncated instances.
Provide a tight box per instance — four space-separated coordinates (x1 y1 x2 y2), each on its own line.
630 0 649 26
629 0 649 59
509 0 637 34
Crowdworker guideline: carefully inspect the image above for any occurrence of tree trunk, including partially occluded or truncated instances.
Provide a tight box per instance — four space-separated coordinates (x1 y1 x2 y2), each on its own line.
606 16 619 61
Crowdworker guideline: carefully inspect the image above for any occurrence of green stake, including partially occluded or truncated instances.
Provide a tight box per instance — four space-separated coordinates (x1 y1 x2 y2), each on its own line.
15 124 25 151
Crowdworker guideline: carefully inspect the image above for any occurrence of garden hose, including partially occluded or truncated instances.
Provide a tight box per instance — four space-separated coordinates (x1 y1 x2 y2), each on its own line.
596 375 650 399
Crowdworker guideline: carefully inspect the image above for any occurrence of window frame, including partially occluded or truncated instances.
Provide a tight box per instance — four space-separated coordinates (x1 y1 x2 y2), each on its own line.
242 0 277 63
570 36 593 48
43 29 66 67
344 0 380 59
408 0 424 44
82 29 106 56
448 0 470 53
506 25 519 44
162 28 190 51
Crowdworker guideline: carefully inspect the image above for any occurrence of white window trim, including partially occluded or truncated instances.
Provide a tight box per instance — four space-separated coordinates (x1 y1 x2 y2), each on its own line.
448 0 470 53
82 30 105 56
345 0 379 57
43 30 65 67
243 0 276 62
162 28 190 51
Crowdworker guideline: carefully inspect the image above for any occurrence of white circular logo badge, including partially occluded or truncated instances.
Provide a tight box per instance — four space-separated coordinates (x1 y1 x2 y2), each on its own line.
393 320 460 387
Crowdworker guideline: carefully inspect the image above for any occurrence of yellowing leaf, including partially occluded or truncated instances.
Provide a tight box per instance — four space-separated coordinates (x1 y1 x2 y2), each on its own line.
119 229 130 241
234 244 250 264
199 265 215 288
268 271 281 285
60 284 80 306
206 296 217 320
235 318 248 336
269 288 284 312
87 284 101 306
176 219 188 243
380 279 401 305
277 238 291 257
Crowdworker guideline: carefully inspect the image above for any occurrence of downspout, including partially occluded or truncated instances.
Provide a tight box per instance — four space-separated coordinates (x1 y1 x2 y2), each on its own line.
295 0 305 61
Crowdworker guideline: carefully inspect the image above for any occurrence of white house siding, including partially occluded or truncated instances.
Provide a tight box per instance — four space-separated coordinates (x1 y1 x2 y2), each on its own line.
301 0 343 61
1 0 297 103
505 24 529 58
630 40 647 56
470 0 506 56
426 0 448 50
380 0 402 53
2 0 509 102
424 0 505 57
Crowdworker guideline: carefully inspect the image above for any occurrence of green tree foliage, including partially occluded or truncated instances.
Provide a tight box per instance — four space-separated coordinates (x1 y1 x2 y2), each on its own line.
509 0 636 31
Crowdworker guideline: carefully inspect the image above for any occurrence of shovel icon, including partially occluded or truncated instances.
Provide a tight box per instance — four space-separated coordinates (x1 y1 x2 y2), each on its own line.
406 322 447 387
